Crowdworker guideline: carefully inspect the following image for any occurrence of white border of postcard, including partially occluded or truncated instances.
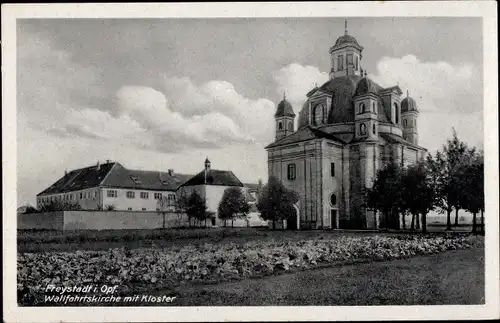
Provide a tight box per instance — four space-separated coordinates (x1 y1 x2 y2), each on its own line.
2 1 499 322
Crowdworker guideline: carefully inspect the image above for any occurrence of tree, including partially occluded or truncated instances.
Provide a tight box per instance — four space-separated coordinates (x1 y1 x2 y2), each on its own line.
456 152 484 234
23 205 38 214
174 192 189 227
432 129 476 230
156 196 170 229
366 163 404 230
218 187 250 227
185 191 210 228
401 160 438 234
256 176 299 230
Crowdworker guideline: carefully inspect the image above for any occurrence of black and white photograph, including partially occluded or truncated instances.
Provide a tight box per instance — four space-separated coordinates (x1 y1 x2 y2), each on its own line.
2 2 499 322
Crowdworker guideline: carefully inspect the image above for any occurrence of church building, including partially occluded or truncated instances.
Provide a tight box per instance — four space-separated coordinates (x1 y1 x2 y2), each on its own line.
265 21 427 230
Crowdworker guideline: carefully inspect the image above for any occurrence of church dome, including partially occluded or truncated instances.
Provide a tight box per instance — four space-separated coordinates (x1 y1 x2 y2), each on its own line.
297 75 362 126
354 77 379 96
401 95 418 113
274 98 296 117
334 34 360 47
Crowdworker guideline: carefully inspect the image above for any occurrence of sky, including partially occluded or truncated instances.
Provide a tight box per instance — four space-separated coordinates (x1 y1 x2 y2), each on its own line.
16 17 484 206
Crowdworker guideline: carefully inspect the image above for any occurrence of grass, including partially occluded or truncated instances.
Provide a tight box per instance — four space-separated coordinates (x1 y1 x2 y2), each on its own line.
167 246 485 306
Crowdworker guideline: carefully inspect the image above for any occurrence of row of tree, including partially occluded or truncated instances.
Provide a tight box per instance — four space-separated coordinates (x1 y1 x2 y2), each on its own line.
366 130 484 234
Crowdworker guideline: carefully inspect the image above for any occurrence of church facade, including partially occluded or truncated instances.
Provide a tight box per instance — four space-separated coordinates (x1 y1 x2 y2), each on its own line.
265 23 427 230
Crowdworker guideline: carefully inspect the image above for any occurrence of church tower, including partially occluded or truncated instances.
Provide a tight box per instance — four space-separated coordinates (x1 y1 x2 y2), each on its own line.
353 74 379 140
401 91 419 145
329 20 364 79
274 93 295 140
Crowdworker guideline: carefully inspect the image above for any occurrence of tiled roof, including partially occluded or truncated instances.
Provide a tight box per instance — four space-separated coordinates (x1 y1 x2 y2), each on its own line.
181 169 244 187
101 163 192 191
379 133 427 151
38 162 116 196
37 162 193 196
266 126 347 149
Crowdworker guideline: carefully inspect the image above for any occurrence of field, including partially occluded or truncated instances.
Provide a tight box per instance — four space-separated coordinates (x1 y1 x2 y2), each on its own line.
17 228 484 306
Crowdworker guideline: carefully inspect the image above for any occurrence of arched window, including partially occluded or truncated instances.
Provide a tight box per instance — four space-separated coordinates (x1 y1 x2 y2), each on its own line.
347 53 353 65
330 193 337 206
360 123 366 135
313 103 325 126
287 164 296 180
278 121 283 130
393 103 399 124
337 55 344 71
373 124 376 135
288 121 293 131
359 103 366 114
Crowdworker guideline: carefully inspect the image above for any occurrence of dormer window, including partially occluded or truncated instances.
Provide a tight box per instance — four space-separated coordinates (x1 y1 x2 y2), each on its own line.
313 103 326 126
130 176 141 185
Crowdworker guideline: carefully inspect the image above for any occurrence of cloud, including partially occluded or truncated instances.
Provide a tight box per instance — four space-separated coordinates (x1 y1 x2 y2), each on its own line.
273 63 329 109
369 55 483 153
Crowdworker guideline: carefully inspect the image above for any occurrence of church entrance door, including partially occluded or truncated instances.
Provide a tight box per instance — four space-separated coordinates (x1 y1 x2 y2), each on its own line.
331 209 338 229
287 206 298 230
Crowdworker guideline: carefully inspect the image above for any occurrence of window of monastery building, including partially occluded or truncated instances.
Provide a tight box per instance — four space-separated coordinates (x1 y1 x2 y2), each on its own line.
128 208 132 211
372 102 376 113
403 119 407 127
330 193 337 206
373 123 376 134
142 208 146 211
355 56 359 70
107 190 117 198
288 121 293 130
278 121 283 130
360 123 367 135
154 193 162 200
331 162 335 177
80 192 83 199
126 191 135 199
140 192 149 199
287 164 296 180
168 194 176 201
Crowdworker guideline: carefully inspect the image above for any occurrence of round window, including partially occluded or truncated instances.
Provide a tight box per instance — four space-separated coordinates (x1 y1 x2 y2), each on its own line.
330 193 337 206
